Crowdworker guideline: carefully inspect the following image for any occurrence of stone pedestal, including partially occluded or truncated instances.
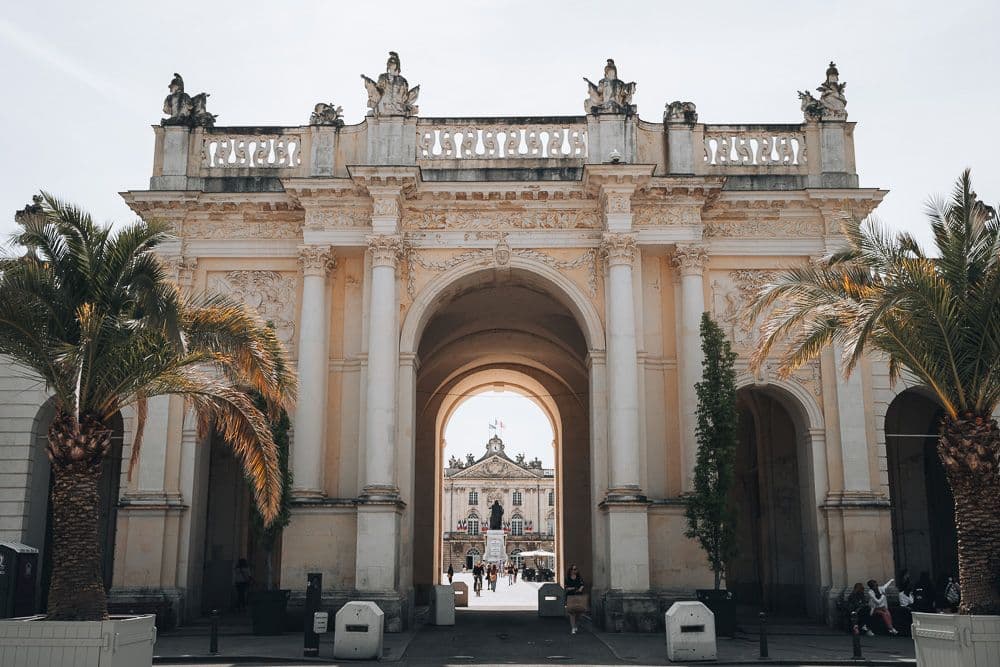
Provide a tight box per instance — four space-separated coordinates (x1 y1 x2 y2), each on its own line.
484 530 506 563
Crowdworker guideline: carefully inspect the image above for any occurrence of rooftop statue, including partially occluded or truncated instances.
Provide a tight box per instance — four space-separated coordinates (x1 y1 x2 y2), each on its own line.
161 73 216 127
584 59 637 116
362 51 420 118
310 102 345 127
798 62 847 122
665 100 698 124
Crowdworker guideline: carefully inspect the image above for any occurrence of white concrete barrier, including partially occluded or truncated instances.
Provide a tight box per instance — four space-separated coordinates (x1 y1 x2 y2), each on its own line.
665 601 716 662
452 581 469 608
430 585 455 626
333 601 384 660
538 583 566 617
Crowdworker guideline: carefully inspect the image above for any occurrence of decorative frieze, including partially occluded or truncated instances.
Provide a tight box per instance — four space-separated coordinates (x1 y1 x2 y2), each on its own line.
600 233 637 266
304 207 370 230
208 270 298 349
185 217 304 239
702 130 807 168
298 245 336 276
671 244 709 276
202 135 302 169
632 206 700 227
704 217 822 238
402 208 599 231
417 125 588 160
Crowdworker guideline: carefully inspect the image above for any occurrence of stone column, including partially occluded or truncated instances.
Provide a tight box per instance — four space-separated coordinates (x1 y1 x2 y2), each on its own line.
362 235 405 498
601 233 642 496
292 245 335 498
672 244 709 493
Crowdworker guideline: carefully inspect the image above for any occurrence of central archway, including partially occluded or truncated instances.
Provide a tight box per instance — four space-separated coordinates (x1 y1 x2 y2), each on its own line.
401 262 599 602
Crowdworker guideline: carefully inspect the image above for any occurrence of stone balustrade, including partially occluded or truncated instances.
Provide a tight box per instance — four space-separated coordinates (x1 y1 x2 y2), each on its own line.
200 130 304 170
697 125 809 175
416 120 589 160
151 118 849 186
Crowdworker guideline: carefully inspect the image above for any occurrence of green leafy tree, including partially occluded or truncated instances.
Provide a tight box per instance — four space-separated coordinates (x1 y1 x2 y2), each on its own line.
748 170 1000 614
685 312 739 590
1 194 295 621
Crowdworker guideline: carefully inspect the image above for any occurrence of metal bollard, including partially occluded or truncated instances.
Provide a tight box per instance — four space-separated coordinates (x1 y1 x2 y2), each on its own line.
209 609 219 655
850 611 863 660
304 572 322 658
758 611 768 659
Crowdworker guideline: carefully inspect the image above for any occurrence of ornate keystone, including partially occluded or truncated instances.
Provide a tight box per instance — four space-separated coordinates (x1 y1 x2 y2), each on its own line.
672 244 709 275
600 233 638 266
367 235 406 268
297 245 335 276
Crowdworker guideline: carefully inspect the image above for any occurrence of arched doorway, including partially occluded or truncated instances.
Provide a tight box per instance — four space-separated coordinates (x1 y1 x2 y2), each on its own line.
405 265 595 601
728 385 813 615
27 399 124 610
884 389 957 584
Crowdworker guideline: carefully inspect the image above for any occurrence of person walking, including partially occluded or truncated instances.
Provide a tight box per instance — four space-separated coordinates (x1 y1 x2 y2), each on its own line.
233 558 254 613
564 565 587 635
447 563 454 584
489 564 498 592
847 583 872 636
867 578 898 635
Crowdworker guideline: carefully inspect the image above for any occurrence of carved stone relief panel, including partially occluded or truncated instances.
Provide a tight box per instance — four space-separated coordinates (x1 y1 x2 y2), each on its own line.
632 205 701 227
185 216 304 240
208 270 299 352
401 208 600 231
704 216 822 238
305 207 371 230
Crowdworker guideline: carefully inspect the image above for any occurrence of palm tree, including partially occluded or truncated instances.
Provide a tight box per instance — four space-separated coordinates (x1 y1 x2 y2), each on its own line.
747 170 1000 614
2 193 295 621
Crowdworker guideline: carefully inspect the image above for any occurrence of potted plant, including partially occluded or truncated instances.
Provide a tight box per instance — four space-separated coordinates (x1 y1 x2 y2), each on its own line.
248 390 293 636
684 313 739 637
748 171 1000 666
0 194 295 666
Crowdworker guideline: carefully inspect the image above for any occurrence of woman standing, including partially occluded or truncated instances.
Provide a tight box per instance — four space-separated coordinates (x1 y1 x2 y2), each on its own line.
564 565 587 635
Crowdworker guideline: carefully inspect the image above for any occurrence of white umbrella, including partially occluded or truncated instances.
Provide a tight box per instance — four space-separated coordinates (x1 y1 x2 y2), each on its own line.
519 550 555 557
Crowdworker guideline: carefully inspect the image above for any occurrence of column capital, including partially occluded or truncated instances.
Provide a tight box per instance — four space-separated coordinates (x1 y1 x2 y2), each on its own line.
298 245 336 277
367 234 407 268
671 243 709 276
600 232 638 266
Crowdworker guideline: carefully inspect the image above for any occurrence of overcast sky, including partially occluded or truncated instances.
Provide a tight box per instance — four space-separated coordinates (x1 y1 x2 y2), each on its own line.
443 392 555 469
3 1 998 465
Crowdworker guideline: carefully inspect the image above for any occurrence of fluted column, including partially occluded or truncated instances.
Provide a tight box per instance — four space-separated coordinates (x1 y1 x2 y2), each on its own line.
673 244 708 493
292 245 335 498
601 233 643 496
363 234 405 498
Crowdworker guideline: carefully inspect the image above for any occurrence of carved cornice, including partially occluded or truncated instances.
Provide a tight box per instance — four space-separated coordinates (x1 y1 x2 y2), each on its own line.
298 245 336 276
671 244 709 275
600 233 637 266
367 234 407 268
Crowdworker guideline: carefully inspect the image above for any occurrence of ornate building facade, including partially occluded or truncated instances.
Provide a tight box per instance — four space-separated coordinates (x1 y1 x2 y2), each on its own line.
0 54 957 632
441 435 556 572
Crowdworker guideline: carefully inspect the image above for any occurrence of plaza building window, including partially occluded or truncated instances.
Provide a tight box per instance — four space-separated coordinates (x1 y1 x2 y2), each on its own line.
548 491 554 506
511 516 524 536
468 490 478 505
467 516 480 535
546 517 554 535
510 549 524 568
512 490 522 506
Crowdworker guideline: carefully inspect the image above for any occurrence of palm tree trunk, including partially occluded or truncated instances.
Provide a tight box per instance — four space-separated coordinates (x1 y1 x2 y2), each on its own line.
45 412 112 621
939 414 1000 615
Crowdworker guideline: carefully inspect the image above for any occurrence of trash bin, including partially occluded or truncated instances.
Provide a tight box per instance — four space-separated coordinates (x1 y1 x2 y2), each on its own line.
696 588 736 637
665 601 716 662
333 601 384 660
0 540 39 618
452 581 469 608
538 583 565 617
430 585 455 625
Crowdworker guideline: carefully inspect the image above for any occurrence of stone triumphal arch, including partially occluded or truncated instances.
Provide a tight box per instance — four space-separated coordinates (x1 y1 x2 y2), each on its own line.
1 54 920 631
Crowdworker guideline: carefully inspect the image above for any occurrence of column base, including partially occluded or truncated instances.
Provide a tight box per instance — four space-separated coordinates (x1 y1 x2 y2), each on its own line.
602 488 648 504
360 484 403 503
595 589 661 633
108 587 184 630
290 488 327 502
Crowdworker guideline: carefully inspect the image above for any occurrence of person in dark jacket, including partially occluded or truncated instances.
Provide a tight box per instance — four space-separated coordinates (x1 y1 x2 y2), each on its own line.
846 582 872 636
564 565 587 635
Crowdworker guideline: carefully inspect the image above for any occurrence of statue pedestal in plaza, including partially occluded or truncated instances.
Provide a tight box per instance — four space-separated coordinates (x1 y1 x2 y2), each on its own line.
484 530 506 563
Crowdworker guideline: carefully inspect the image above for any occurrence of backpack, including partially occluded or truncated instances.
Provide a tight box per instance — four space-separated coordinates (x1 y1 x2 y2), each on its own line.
946 581 960 605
